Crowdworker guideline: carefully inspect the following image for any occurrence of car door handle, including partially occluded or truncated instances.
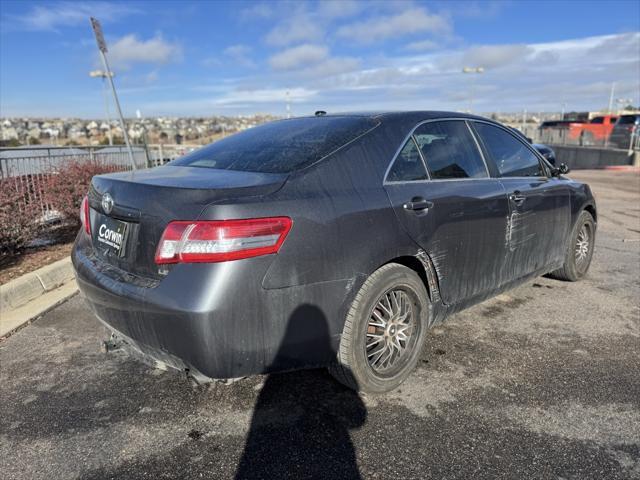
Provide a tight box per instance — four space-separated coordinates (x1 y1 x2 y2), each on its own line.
509 191 526 205
403 197 433 211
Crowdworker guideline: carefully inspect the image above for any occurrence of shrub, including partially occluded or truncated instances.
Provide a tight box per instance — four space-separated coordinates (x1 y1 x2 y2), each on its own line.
42 160 121 229
0 178 40 263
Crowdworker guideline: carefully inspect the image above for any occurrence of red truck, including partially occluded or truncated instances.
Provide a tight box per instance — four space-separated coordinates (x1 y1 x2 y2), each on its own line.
567 114 618 145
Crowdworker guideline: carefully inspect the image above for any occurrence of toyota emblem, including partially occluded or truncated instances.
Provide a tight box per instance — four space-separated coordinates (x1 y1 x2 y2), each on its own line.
101 193 114 214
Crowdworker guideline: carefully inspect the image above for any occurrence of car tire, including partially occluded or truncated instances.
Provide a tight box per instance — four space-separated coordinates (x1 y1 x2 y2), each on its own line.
329 263 430 393
549 210 596 282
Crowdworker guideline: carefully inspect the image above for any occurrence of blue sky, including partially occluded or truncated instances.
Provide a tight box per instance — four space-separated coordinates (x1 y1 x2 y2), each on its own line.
1 0 639 118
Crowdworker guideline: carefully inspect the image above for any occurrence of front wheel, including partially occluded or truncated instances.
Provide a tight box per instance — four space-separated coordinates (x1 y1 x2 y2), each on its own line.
549 210 596 281
329 263 430 393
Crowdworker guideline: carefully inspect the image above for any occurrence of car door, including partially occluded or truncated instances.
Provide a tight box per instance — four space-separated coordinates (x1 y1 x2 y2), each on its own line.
471 121 571 280
384 119 510 305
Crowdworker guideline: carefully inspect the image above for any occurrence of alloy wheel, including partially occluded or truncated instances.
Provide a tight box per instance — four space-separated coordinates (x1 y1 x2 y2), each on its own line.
365 288 418 375
575 223 591 271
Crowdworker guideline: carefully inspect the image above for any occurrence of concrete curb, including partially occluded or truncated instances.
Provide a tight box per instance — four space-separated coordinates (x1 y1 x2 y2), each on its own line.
0 257 78 337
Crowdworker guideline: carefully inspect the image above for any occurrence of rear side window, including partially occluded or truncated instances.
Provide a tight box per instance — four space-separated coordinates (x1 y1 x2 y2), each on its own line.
386 138 428 182
590 117 604 124
474 123 544 178
618 115 639 125
413 121 487 179
171 116 377 173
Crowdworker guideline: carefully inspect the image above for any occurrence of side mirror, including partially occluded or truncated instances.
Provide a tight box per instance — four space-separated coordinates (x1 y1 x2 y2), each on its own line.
553 163 570 176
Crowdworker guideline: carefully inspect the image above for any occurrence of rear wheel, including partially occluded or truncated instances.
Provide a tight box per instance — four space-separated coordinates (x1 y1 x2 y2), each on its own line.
549 210 595 281
329 263 429 393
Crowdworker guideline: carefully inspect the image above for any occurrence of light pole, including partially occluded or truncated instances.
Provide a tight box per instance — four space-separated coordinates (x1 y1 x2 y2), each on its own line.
90 17 136 170
89 69 114 146
462 66 484 113
608 82 616 113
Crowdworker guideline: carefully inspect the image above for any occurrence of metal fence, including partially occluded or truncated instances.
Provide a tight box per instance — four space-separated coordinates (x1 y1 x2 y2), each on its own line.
0 144 201 221
146 144 202 167
537 127 640 150
0 145 146 178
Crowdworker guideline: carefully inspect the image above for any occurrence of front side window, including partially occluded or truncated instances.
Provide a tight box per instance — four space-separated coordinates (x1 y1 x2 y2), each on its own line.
413 121 487 179
474 123 544 177
386 137 428 182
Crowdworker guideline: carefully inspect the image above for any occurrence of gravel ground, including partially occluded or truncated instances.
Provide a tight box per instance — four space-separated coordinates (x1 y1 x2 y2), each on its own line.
1 170 639 480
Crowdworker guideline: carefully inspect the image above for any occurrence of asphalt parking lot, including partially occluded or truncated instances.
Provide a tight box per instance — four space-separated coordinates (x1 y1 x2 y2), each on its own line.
1 170 639 480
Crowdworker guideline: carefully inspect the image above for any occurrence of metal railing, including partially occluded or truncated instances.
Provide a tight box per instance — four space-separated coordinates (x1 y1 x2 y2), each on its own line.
0 145 146 178
538 127 640 150
0 144 202 221
146 144 202 167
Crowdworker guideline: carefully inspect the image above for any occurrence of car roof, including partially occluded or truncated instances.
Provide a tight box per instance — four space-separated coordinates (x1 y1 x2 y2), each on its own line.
298 110 489 122
292 111 495 131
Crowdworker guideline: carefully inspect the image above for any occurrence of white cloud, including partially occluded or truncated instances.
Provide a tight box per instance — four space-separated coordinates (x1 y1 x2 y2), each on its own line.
239 3 274 21
201 57 222 68
404 39 440 52
317 0 364 19
336 7 451 44
223 44 255 68
215 87 318 105
248 1 362 47
301 57 361 78
461 44 532 69
264 11 324 46
268 44 360 79
6 1 138 31
139 87 318 115
224 45 251 57
448 0 505 19
107 34 182 69
269 44 329 70
145 70 159 84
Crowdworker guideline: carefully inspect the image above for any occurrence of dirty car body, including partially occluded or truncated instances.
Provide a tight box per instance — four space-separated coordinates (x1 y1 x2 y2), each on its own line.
72 112 596 388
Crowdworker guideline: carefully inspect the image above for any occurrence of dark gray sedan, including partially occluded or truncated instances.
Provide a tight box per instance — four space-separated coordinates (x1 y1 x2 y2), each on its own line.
72 112 597 393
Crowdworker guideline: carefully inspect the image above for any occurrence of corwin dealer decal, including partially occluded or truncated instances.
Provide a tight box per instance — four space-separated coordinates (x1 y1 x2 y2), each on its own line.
97 223 125 251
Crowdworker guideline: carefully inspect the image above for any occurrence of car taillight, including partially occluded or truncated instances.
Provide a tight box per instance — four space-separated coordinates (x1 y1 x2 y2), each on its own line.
80 195 91 235
155 217 292 264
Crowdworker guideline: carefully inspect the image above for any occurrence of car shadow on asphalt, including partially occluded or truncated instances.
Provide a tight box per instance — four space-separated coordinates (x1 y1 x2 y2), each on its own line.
79 305 367 480
235 304 366 479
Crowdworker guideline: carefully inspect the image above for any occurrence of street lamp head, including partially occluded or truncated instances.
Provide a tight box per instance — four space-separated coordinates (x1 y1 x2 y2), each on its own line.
463 66 484 74
89 70 115 78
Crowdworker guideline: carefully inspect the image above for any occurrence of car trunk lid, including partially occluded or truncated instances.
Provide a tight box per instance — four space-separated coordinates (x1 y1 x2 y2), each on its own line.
87 165 288 279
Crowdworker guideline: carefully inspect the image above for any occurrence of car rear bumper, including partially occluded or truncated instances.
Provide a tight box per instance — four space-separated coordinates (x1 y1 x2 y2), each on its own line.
72 233 360 380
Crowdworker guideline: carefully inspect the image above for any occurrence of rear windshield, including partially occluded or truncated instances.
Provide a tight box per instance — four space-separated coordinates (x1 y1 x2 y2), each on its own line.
618 115 639 125
171 116 377 173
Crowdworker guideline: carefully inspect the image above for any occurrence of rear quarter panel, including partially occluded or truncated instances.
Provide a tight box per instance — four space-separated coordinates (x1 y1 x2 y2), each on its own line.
260 124 420 289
